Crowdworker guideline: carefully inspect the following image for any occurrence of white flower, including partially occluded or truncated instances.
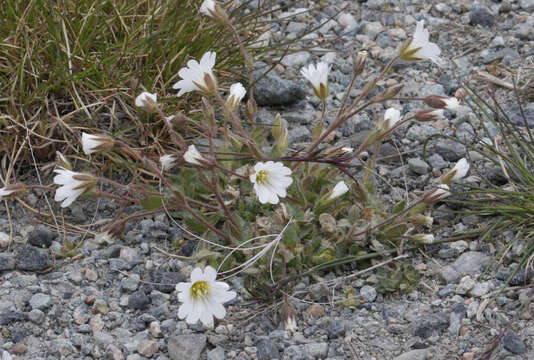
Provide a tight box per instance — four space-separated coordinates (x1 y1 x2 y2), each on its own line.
329 181 349 200
341 147 354 153
53 168 96 208
172 52 218 96
200 0 216 16
199 0 228 22
135 92 157 111
160 154 177 171
301 62 329 100
183 145 205 165
81 133 114 155
450 158 469 181
442 158 469 184
176 266 236 326
226 83 246 109
250 161 293 204
381 108 402 131
401 20 443 66
443 97 459 112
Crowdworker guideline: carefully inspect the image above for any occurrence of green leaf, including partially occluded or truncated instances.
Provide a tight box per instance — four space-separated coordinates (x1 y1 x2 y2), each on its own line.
141 196 164 210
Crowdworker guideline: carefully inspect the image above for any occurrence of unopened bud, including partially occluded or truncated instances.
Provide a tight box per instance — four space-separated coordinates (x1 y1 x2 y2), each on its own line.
423 95 459 112
424 184 451 203
412 233 435 244
382 83 404 100
281 301 298 333
415 109 444 122
352 51 367 76
455 88 468 101
202 97 216 133
56 151 72 171
410 214 433 228
199 0 229 24
0 183 26 200
135 92 158 112
246 97 257 121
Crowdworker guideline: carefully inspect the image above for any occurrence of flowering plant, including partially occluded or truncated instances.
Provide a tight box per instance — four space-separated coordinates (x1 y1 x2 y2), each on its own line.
4 0 469 326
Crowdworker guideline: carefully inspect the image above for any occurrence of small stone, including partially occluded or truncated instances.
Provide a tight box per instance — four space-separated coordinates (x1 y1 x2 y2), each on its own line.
503 332 527 354
83 268 98 281
520 0 534 11
28 309 45 324
462 352 474 360
360 285 377 302
394 349 430 360
10 343 27 355
93 299 109 315
281 51 310 68
408 158 430 175
469 4 494 27
440 251 490 283
168 334 206 360
93 332 114 346
207 347 225 360
128 291 150 310
137 340 159 358
0 232 11 248
149 321 162 338
252 67 305 107
0 253 15 271
106 344 125 360
121 275 140 292
305 304 325 319
29 293 53 310
413 312 449 339
257 338 280 360
90 315 105 333
27 229 55 248
435 140 466 161
15 245 52 271
469 281 492 297
327 320 345 339
456 276 475 295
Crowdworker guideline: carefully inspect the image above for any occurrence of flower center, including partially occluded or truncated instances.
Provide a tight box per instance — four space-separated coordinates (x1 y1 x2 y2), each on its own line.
190 280 209 299
256 170 269 184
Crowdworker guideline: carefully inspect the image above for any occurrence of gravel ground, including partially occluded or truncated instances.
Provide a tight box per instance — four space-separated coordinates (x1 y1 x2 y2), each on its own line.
1 0 534 359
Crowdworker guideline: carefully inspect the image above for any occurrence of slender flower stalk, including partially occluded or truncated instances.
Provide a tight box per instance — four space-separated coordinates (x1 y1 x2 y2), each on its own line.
173 52 218 96
250 161 293 204
400 20 443 66
176 266 236 326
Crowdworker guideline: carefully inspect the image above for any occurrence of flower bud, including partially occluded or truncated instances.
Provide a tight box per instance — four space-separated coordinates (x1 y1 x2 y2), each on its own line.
56 151 72 171
455 88 468 101
135 92 158 112
226 83 246 111
423 95 459 112
424 184 451 203
0 184 26 200
414 108 444 122
281 301 298 333
328 181 349 200
352 51 367 76
183 145 206 166
199 0 229 24
81 133 115 155
440 158 469 185
410 214 433 228
412 233 435 244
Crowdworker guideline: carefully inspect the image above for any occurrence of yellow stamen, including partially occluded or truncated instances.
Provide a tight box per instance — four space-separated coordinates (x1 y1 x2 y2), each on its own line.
190 280 209 299
256 170 269 184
